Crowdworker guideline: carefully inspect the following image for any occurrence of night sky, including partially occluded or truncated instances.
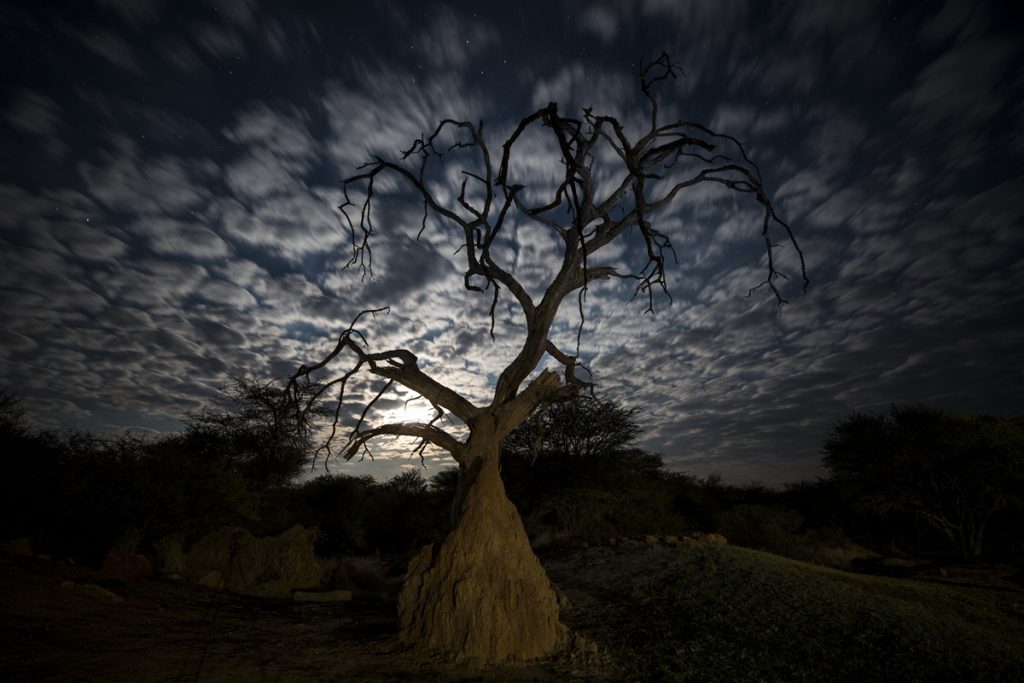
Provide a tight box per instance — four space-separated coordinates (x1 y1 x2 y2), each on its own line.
2 1 1023 485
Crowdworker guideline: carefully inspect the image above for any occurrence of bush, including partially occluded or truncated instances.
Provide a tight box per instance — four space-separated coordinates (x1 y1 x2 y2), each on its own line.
0 421 260 564
824 405 1024 558
719 503 873 567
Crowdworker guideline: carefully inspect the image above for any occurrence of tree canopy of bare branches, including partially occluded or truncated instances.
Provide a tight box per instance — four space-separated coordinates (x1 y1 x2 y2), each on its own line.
283 53 807 664
285 53 807 472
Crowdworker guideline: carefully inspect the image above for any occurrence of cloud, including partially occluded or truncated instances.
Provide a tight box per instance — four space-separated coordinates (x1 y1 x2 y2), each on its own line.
72 28 144 75
1 0 1021 488
894 36 1019 170
323 66 492 172
530 62 636 118
135 217 232 260
0 329 37 355
412 5 501 70
216 188 346 263
4 90 63 137
225 102 317 163
79 139 212 215
194 22 246 61
96 0 163 26
3 90 68 160
580 6 619 44
195 278 258 308
918 1 989 45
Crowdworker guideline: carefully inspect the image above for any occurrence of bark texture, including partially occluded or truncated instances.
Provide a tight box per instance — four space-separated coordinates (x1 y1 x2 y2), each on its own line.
397 449 565 663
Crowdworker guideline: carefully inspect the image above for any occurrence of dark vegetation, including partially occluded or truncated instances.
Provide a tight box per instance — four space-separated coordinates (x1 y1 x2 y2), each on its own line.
3 386 1022 569
3 386 1024 679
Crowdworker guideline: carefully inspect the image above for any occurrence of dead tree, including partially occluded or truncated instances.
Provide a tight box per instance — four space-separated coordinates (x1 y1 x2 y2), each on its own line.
286 53 807 664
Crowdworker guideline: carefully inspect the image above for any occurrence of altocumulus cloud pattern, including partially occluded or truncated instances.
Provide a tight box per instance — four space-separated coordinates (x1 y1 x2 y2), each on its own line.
1 0 1022 484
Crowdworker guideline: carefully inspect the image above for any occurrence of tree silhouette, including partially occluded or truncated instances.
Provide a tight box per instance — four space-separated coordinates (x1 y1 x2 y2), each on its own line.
185 375 327 488
824 405 1024 559
502 395 641 464
286 53 807 663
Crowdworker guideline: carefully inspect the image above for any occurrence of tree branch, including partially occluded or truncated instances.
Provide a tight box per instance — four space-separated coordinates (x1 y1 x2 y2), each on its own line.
293 52 809 466
342 422 465 464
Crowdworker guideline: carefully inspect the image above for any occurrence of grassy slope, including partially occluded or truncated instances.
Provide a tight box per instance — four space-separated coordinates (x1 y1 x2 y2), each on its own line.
548 544 1024 682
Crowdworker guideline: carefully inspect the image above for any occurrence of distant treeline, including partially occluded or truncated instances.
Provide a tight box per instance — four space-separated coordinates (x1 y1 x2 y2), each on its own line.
1 387 1021 566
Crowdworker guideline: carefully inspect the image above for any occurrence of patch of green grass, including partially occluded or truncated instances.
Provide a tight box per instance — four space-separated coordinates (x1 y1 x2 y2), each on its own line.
551 545 1024 682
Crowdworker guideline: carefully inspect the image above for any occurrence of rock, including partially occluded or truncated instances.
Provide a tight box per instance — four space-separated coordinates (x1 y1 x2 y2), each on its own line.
607 537 617 547
1 538 33 556
643 535 659 546
163 572 186 581
688 532 728 545
181 526 321 598
78 583 125 603
153 536 185 575
291 589 353 603
59 580 75 589
663 535 679 546
102 552 153 581
35 554 52 561
197 570 225 590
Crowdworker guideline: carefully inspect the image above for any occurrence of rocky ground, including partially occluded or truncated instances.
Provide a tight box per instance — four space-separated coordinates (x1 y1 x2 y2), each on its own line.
2 540 1022 682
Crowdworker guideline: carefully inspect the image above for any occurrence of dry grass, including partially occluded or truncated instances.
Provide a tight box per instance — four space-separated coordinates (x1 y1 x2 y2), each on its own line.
545 543 1024 681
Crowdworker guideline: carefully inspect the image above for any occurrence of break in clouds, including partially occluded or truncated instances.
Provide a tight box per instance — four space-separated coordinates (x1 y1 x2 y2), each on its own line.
1 0 1022 484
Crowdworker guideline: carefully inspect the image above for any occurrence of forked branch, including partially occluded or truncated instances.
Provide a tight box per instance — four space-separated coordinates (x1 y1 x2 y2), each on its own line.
292 51 808 465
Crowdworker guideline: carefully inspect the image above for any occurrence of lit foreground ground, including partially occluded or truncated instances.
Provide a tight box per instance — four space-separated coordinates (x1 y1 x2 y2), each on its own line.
2 543 1022 681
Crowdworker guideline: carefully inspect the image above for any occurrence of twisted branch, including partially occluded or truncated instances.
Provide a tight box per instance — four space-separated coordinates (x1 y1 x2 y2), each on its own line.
292 51 808 466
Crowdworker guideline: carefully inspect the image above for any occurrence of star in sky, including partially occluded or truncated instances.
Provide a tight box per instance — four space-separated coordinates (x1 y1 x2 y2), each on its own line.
1 0 1022 485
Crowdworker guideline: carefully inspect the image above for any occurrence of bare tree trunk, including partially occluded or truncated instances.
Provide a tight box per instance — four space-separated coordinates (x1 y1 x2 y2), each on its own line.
397 438 565 664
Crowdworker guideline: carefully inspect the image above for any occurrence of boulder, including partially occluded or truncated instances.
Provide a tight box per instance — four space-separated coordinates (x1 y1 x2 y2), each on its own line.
78 583 125 603
687 532 728 545
1 538 33 556
663 535 679 546
197 570 225 590
102 552 153 581
643 535 660 546
182 525 320 598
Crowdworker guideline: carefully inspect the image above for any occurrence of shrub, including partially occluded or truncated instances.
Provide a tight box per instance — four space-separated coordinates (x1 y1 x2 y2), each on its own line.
719 503 873 567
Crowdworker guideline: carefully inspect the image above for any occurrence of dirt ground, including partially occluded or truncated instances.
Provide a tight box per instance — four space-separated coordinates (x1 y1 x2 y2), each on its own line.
0 549 621 682
3 544 1022 682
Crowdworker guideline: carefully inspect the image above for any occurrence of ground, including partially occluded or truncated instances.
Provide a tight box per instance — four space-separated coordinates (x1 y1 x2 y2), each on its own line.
2 543 1023 681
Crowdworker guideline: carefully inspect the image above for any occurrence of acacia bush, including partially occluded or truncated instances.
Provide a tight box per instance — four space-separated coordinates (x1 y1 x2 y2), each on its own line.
276 471 449 557
824 405 1024 558
500 447 686 542
0 393 261 563
717 503 870 567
